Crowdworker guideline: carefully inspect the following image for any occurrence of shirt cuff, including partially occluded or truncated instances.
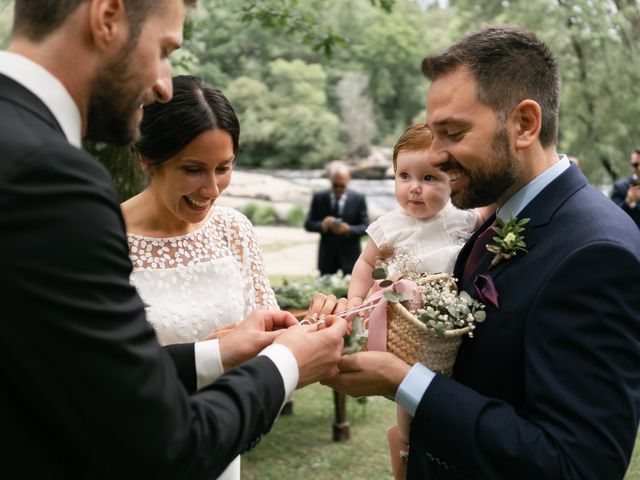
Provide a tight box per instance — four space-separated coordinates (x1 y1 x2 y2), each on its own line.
395 362 435 416
259 343 299 407
194 339 224 390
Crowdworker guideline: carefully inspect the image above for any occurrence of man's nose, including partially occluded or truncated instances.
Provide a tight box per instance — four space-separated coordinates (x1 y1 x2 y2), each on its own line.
153 67 173 104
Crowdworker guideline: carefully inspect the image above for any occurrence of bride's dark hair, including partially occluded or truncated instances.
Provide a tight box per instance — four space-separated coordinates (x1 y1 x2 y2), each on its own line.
134 75 240 166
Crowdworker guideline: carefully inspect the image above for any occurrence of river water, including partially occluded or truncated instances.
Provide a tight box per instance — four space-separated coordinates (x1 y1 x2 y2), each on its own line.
254 168 398 214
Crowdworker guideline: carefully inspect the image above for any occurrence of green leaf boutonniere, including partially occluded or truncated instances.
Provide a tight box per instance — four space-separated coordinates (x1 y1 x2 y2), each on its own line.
486 216 530 266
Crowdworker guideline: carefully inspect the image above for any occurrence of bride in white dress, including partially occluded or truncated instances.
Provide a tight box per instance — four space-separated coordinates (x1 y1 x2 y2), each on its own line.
121 75 278 480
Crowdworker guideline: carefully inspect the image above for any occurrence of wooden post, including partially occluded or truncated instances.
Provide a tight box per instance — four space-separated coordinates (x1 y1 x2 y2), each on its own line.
332 388 350 441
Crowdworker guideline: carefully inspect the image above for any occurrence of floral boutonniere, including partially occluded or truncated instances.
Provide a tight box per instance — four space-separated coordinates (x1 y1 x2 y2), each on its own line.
486 216 530 266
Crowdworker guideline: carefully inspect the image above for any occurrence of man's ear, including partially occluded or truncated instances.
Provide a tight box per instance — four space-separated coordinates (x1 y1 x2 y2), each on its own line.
88 0 129 52
509 99 542 150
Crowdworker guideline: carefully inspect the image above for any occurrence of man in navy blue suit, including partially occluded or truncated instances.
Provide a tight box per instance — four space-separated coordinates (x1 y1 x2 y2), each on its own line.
326 26 640 479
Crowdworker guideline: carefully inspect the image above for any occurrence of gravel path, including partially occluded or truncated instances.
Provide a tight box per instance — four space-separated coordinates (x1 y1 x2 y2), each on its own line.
253 226 320 277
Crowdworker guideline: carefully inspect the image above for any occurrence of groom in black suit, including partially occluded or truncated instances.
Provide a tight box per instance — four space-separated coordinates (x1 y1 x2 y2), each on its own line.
0 1 348 479
326 27 640 479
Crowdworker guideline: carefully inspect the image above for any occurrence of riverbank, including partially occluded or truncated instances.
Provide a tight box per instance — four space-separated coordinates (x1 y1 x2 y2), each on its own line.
218 169 392 222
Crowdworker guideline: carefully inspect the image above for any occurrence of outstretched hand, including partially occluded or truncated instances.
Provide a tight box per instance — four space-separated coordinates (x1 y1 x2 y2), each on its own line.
275 315 349 388
322 351 411 399
218 310 298 371
306 292 357 332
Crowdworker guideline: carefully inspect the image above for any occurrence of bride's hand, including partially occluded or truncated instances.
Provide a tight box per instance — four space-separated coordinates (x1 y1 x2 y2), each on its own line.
305 292 350 330
203 323 238 341
307 292 346 315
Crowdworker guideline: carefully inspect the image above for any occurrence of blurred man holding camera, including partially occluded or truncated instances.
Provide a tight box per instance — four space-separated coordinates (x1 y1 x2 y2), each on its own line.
611 146 640 229
304 161 369 275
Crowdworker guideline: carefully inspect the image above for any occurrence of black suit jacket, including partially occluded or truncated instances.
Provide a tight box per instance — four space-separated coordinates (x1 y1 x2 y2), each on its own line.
0 73 285 479
408 166 640 479
304 189 369 275
610 175 640 228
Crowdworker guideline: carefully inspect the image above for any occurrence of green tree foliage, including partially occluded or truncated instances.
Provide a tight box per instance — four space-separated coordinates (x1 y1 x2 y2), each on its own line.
227 59 341 168
2 0 638 188
448 0 640 183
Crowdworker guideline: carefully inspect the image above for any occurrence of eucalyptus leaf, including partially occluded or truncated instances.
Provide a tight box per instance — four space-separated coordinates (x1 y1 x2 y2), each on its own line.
372 267 387 280
459 290 472 304
379 279 393 288
475 310 487 322
383 291 400 303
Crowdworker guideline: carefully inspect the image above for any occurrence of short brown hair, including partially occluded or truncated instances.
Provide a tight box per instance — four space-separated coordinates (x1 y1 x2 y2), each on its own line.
421 26 560 147
392 123 433 171
13 0 196 42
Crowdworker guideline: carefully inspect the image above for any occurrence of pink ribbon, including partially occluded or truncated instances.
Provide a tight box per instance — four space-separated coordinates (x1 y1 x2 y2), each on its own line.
365 279 422 352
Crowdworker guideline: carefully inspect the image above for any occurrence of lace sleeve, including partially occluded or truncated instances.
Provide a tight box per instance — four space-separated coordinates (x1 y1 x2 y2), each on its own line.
226 209 279 313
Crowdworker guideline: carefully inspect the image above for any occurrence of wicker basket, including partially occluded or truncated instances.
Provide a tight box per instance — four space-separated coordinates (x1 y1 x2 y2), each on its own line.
366 301 470 376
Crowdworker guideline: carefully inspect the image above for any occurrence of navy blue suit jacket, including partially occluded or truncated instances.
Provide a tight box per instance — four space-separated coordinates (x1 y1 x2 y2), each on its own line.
408 166 640 479
304 189 369 275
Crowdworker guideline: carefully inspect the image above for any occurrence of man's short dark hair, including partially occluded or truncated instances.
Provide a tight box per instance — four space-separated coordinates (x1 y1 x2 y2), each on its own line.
634 146 640 155
12 0 196 42
421 26 560 147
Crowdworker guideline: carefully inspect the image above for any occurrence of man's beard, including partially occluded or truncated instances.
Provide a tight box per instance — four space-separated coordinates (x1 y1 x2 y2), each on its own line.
84 45 143 146
450 126 520 209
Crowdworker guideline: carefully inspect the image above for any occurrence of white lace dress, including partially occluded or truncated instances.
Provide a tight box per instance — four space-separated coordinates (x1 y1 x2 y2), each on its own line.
367 201 479 277
128 206 278 480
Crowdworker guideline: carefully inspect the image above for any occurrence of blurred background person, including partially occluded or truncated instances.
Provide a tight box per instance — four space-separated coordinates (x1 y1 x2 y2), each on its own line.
610 146 640 229
304 161 369 276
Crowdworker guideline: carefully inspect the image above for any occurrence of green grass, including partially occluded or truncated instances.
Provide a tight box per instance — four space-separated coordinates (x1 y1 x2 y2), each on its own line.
243 383 640 479
243 384 395 480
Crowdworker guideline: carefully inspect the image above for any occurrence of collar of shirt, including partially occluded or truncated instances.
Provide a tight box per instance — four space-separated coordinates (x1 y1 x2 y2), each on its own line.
497 155 570 221
331 191 348 209
0 51 82 148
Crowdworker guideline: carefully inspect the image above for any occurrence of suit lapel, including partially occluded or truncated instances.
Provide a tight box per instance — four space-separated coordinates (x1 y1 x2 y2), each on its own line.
460 166 588 288
322 191 333 214
454 213 496 285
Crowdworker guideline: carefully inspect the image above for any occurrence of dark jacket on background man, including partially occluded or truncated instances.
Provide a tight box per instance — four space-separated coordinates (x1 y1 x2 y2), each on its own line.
304 189 369 275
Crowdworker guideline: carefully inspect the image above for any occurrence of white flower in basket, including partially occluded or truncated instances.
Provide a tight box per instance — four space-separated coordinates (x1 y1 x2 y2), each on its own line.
363 245 486 376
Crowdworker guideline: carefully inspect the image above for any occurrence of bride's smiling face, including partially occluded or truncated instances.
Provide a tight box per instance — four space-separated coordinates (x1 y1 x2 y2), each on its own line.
146 129 235 227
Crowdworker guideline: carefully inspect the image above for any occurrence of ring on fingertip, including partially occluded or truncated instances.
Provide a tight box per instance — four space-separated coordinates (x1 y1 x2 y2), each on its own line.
316 319 326 327
300 319 311 326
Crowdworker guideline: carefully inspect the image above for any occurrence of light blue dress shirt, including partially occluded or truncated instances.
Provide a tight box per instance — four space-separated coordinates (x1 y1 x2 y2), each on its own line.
396 156 570 416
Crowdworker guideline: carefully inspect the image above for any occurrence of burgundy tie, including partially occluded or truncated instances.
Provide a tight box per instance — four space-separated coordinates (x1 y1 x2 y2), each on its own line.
462 220 498 283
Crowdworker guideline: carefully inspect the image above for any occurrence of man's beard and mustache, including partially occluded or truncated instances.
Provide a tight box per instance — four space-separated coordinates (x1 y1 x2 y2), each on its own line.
84 45 144 146
444 126 520 209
